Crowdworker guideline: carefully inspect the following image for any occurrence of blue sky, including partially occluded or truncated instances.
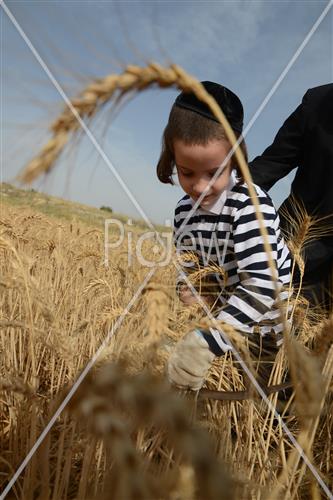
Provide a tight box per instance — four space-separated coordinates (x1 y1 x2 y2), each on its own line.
1 0 332 225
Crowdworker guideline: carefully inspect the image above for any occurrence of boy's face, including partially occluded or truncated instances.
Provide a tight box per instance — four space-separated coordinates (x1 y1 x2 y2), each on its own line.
174 139 233 208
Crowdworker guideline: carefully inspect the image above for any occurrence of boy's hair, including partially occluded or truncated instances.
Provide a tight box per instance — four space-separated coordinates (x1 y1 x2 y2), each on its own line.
156 105 248 185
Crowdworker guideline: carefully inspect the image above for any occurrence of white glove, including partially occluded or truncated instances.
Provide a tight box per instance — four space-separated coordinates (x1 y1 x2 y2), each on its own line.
167 330 215 391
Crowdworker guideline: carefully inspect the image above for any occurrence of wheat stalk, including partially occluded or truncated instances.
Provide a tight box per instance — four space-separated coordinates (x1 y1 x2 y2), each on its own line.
1 191 332 496
16 63 281 317
6 62 333 496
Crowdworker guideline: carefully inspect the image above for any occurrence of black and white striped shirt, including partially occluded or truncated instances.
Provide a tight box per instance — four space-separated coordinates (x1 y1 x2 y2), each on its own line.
173 181 291 336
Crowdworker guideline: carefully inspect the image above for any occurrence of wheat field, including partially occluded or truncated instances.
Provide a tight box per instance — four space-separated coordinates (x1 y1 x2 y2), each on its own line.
1 63 333 499
1 191 333 499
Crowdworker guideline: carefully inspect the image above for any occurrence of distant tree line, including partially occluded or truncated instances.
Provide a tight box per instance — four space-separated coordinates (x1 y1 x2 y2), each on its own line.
100 205 113 213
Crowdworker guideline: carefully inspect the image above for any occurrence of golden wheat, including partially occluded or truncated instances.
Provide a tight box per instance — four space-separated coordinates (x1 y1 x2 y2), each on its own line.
1 62 332 499
0 201 332 498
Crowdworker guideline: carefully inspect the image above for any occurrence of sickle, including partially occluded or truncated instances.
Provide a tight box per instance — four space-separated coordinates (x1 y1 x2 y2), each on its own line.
199 381 293 401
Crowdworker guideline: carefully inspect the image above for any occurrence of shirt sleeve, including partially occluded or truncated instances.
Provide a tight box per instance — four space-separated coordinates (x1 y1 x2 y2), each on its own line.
215 194 283 331
249 90 310 191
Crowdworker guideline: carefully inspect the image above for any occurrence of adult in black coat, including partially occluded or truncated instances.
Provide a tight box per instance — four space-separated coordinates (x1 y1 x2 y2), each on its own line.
250 84 333 310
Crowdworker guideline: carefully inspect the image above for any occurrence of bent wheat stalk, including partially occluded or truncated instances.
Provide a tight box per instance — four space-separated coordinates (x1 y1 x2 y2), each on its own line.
17 62 283 324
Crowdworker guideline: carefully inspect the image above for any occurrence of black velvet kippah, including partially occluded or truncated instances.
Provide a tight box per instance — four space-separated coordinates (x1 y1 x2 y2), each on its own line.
174 81 244 133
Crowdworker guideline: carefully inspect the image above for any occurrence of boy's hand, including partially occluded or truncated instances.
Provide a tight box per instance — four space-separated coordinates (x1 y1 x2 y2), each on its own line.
178 285 198 305
167 330 215 390
178 285 215 307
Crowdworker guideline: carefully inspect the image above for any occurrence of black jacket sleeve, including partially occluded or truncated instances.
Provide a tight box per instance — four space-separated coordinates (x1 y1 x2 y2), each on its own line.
249 90 310 191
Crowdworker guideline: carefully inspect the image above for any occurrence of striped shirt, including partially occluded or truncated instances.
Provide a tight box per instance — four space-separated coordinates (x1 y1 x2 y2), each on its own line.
173 181 291 337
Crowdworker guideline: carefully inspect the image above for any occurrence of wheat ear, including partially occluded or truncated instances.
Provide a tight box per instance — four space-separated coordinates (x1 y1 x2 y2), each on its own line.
17 63 281 313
